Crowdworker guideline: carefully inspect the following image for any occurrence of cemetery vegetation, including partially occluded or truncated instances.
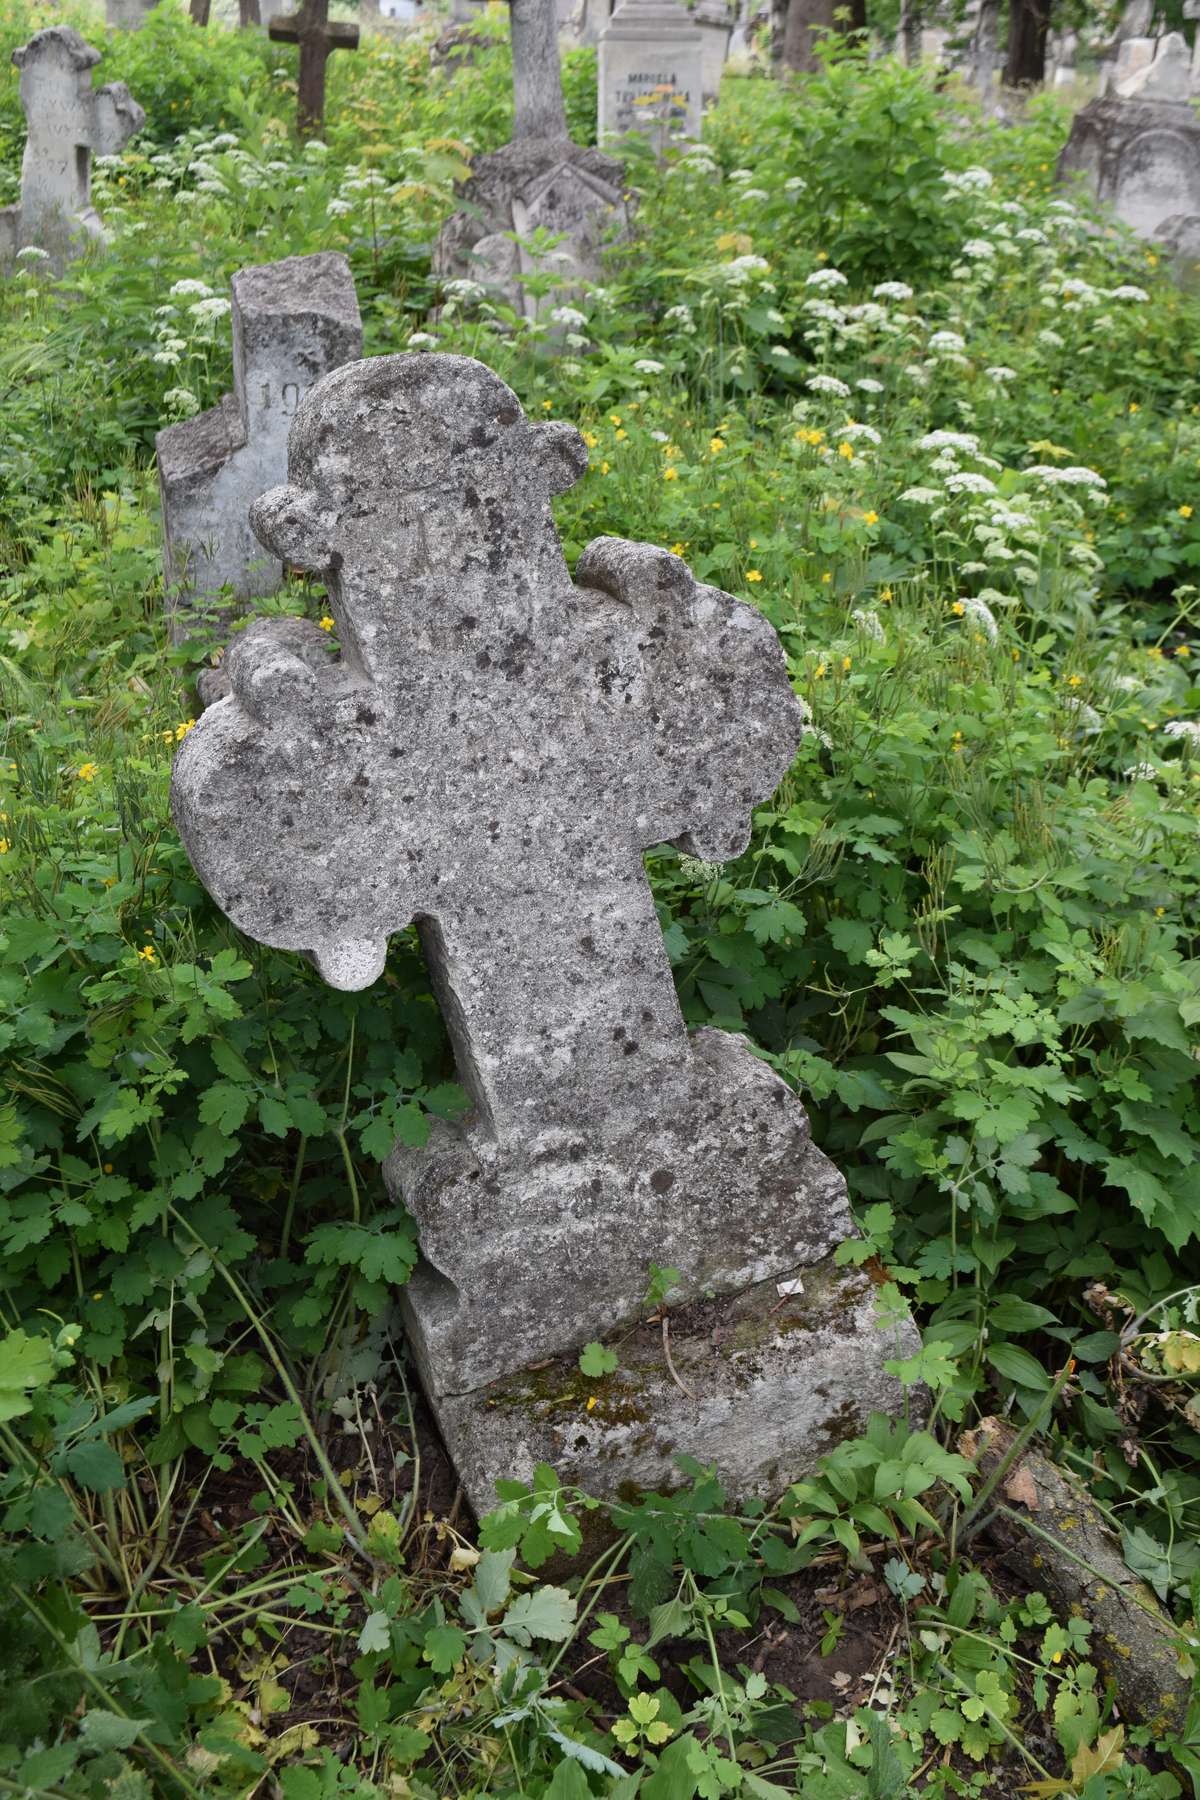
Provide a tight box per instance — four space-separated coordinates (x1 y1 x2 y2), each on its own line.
0 6 1198 1795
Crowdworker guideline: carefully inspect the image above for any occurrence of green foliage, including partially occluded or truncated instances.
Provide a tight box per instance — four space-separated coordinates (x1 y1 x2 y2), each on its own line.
0 11 1198 1794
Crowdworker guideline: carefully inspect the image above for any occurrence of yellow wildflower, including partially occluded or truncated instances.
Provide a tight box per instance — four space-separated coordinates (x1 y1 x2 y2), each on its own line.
1155 906 1166 917
952 600 965 616
663 443 680 459
137 945 157 963
1176 645 1190 657
710 438 725 456
609 414 621 426
542 400 553 411
1179 505 1193 519
601 461 610 474
863 511 879 526
663 467 678 481
583 431 599 449
837 441 854 462
880 587 893 603
746 570 763 583
0 839 8 855
821 571 832 584
77 762 98 783
615 428 627 441
841 655 851 672
1067 674 1083 687
175 719 196 740
670 542 685 555
814 662 827 679
1129 402 1139 414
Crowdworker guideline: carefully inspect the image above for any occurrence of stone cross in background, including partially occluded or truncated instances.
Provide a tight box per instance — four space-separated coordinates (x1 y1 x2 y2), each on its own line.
0 29 144 271
171 350 917 1510
157 252 362 674
434 0 631 319
268 0 360 135
599 0 704 151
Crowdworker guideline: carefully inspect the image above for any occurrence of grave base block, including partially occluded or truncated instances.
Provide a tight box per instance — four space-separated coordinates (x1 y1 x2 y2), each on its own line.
425 1256 920 1517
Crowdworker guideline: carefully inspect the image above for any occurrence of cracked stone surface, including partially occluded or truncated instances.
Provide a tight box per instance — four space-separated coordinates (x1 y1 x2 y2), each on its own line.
172 351 916 1493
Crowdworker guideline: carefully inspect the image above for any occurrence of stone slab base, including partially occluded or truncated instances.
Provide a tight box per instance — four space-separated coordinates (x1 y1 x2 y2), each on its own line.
428 1255 921 1517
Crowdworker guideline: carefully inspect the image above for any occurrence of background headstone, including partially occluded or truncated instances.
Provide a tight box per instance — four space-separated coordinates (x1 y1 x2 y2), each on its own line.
0 29 144 271
157 252 362 655
105 0 157 28
599 0 704 150
434 0 632 319
693 0 734 101
1058 91 1200 242
1116 28 1190 98
170 350 919 1511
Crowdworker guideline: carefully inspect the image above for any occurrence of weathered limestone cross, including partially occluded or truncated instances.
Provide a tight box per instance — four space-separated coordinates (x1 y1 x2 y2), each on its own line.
172 353 915 1506
268 0 359 136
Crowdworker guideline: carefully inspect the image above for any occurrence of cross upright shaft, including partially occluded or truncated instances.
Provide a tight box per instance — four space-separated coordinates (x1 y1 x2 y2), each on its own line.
268 0 359 134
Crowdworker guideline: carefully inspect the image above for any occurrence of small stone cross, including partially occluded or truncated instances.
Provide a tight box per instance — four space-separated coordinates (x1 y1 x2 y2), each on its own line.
268 0 359 136
172 353 859 1403
156 251 362 653
0 29 144 268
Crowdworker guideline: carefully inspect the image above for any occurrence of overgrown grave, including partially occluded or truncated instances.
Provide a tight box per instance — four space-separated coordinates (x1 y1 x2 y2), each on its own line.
169 349 922 1515
599 0 704 152
0 27 144 271
433 0 632 321
156 250 362 698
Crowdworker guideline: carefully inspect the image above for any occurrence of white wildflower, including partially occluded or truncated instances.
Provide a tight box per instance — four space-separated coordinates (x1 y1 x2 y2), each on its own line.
551 305 588 329
768 345 792 359
326 198 352 217
856 377 885 393
1162 720 1200 745
807 373 851 397
188 297 231 324
1124 762 1160 780
851 609 885 641
918 429 979 454
728 167 754 181
162 387 200 417
1110 284 1149 302
929 329 967 353
407 332 439 350
1026 464 1107 490
169 278 213 298
840 422 881 445
1037 328 1065 349
1066 701 1103 735
565 333 590 350
15 245 49 262
806 268 848 289
900 486 941 505
651 430 670 443
943 166 993 192
740 188 770 201
873 281 913 301
985 365 1017 381
443 278 486 302
960 238 996 260
784 176 806 191
1016 227 1047 244
633 358 665 374
957 596 998 641
946 472 998 496
152 349 181 366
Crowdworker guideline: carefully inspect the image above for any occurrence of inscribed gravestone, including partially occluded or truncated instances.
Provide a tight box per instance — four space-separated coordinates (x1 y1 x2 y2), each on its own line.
170 351 918 1509
434 0 631 319
0 29 144 270
157 252 362 650
599 0 703 148
1059 37 1200 243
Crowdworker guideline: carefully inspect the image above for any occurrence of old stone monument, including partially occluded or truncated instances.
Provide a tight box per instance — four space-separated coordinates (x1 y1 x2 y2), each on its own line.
434 0 631 318
157 252 362 655
693 0 734 102
0 29 144 270
105 0 157 28
170 351 917 1510
268 0 359 135
1059 34 1200 243
599 0 704 150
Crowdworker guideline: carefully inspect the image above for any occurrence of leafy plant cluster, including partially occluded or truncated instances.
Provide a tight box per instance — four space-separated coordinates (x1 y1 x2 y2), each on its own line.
0 7 1198 1795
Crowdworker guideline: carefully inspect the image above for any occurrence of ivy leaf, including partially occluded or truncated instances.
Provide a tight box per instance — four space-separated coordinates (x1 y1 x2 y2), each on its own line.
501 1586 577 1645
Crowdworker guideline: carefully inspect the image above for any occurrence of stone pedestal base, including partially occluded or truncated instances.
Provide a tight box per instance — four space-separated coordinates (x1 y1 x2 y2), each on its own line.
426 1256 921 1516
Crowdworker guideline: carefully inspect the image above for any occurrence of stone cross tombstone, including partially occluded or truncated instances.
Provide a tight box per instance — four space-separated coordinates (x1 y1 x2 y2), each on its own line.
0 29 144 271
433 0 632 319
599 0 704 149
267 0 359 136
157 252 362 666
170 350 917 1510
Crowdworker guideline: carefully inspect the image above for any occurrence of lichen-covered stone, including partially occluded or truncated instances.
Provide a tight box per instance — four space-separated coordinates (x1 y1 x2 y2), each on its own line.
156 251 362 639
172 350 918 1495
0 28 144 271
437 1257 921 1513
